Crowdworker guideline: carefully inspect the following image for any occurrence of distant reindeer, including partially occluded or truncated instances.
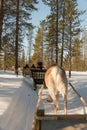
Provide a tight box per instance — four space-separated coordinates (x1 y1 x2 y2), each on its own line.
36 64 68 115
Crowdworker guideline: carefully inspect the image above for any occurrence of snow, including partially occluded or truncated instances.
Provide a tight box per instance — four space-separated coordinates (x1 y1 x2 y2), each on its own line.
0 70 87 130
42 71 87 115
0 71 38 130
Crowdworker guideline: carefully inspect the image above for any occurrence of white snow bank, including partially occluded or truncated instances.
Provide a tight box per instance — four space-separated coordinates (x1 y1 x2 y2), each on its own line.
0 71 38 130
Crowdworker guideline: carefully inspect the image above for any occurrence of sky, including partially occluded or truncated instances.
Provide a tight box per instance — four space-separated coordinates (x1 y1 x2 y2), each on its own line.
77 0 87 28
31 1 50 28
31 0 87 29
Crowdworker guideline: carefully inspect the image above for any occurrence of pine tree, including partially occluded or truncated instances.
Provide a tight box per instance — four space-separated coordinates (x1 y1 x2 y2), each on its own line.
72 38 82 71
32 27 43 64
42 0 83 70
1 0 38 70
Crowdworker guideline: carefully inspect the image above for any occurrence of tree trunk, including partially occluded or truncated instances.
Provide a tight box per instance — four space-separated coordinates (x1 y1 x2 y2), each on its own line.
69 21 72 78
0 0 3 50
55 0 59 64
61 2 65 68
15 0 19 75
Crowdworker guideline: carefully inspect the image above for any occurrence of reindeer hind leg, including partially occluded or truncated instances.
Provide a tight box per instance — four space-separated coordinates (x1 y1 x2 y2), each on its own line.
63 94 67 114
36 84 44 112
48 88 60 111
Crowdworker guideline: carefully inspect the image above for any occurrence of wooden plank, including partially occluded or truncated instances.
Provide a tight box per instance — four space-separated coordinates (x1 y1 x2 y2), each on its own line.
37 110 44 116
35 110 87 130
36 113 87 120
41 119 87 130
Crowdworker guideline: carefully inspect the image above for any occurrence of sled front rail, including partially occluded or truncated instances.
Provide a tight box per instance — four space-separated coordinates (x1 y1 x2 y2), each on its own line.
34 109 87 130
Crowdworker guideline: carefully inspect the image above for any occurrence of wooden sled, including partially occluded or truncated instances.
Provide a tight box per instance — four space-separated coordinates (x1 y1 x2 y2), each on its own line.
32 82 87 130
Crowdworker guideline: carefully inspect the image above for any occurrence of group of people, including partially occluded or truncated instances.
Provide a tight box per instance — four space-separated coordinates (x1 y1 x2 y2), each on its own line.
23 62 44 76
24 61 43 70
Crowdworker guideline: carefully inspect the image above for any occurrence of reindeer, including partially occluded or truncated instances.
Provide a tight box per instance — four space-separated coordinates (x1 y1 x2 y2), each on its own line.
36 64 68 115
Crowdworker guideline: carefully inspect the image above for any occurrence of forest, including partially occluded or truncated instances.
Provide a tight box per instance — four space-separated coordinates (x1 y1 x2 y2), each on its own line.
0 0 87 77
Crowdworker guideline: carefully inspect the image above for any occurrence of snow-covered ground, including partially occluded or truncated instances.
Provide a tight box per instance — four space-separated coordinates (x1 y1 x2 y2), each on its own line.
0 70 87 130
42 71 87 115
0 70 38 130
